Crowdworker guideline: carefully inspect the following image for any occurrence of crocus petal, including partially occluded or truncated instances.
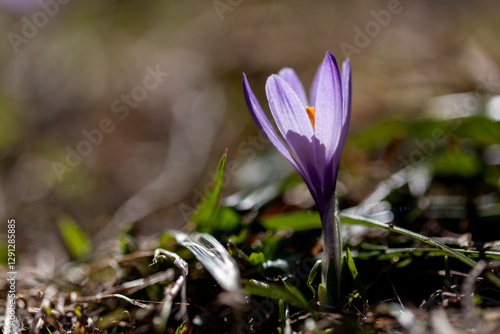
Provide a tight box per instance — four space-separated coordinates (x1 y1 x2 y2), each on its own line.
314 52 343 157
265 75 314 140
278 68 309 106
309 64 321 107
265 75 321 198
243 74 299 166
313 52 343 194
243 74 318 201
340 59 352 145
328 59 352 191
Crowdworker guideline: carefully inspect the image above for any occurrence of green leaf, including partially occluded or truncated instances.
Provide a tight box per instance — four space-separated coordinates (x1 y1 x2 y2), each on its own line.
280 277 305 302
0 244 8 266
116 224 138 255
340 214 476 267
234 231 283 263
279 299 286 332
340 215 500 308
57 215 91 260
456 116 500 147
235 251 266 266
260 211 321 231
228 229 248 245
351 117 406 150
307 259 322 299
0 98 23 150
321 257 337 305
214 206 241 232
395 257 413 268
242 279 314 313
346 247 368 307
352 247 500 261
260 232 283 260
432 145 481 177
174 321 191 334
318 284 330 306
74 305 83 318
190 150 227 233
248 252 266 265
280 277 314 315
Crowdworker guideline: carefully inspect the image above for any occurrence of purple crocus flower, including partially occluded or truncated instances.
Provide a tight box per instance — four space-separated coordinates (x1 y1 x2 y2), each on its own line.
243 51 351 303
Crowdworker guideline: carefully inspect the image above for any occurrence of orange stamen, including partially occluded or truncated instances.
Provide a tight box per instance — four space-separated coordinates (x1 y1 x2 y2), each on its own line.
306 106 315 130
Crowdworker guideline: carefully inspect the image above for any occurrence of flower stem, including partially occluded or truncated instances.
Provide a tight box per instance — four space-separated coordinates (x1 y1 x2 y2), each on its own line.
321 195 342 305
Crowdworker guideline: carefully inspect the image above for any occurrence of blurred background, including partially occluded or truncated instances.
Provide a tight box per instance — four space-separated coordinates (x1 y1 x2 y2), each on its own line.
1 0 500 266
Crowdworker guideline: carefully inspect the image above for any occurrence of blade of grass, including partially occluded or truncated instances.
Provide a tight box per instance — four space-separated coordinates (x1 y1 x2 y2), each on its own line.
341 214 500 288
280 276 312 314
346 247 368 308
352 247 500 261
279 299 285 333
260 211 322 231
341 214 476 267
307 259 322 299
57 215 91 260
190 149 227 233
242 279 314 314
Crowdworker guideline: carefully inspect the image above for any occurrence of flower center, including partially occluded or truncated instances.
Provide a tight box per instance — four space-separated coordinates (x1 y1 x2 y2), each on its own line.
306 106 315 130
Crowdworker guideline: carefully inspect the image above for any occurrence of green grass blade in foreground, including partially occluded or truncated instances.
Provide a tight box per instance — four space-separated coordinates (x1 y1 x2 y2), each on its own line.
346 247 368 308
352 247 500 261
57 215 91 260
307 259 322 299
279 299 286 333
242 279 315 314
260 211 322 231
340 214 476 267
280 276 312 312
190 149 227 233
343 214 500 289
